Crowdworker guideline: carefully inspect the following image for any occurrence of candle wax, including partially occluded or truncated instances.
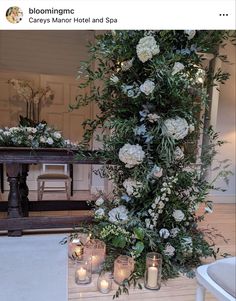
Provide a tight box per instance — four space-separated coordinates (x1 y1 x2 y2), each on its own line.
100 279 109 290
147 266 158 288
77 267 87 281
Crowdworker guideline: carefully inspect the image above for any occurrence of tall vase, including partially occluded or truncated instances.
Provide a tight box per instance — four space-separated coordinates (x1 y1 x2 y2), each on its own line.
26 101 38 122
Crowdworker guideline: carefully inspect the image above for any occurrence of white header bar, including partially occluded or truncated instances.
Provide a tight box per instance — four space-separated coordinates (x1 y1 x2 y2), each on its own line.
1 0 235 30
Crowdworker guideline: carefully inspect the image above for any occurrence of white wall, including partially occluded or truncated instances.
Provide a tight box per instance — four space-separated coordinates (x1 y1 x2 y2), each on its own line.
0 31 94 76
0 30 105 193
210 41 236 203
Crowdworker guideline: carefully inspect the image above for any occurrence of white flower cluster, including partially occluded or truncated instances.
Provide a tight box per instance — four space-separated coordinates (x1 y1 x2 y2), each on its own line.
172 209 185 222
184 30 196 40
119 143 145 168
0 124 74 148
147 113 160 123
164 243 175 256
110 74 119 83
8 79 54 105
174 146 184 160
159 228 170 239
150 165 163 179
100 224 130 240
181 237 193 254
136 36 160 63
145 176 178 230
108 205 129 223
140 79 155 95
123 178 143 197
172 62 185 76
163 117 189 140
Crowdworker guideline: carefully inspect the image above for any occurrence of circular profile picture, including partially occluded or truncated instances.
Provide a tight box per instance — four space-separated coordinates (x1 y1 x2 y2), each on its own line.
6 6 23 24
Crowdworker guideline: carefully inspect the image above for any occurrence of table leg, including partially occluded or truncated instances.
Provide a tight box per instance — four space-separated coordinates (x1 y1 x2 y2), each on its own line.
19 164 29 217
6 163 22 236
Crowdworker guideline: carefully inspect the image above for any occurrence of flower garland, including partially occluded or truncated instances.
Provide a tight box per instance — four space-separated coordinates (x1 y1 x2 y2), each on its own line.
0 119 76 148
72 30 234 295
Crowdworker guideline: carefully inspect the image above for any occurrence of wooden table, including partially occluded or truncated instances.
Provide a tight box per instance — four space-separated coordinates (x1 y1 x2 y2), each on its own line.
0 147 100 236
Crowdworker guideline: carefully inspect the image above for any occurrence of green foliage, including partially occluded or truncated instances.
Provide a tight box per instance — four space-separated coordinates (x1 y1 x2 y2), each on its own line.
72 30 235 297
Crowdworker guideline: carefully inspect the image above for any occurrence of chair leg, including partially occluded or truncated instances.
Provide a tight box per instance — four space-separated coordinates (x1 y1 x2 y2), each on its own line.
196 283 206 301
65 181 70 200
37 180 41 201
38 181 45 201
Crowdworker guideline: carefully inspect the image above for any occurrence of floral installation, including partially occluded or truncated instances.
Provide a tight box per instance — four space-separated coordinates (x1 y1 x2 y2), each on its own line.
8 79 54 122
0 117 76 149
71 30 234 297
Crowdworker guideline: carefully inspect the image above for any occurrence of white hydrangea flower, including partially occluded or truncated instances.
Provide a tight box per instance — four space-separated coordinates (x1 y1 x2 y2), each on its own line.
121 58 134 71
170 227 180 238
147 113 160 123
108 205 129 223
174 146 184 160
172 62 185 76
164 243 175 256
159 228 170 239
163 117 189 140
172 209 185 222
110 74 119 83
95 208 105 218
123 178 142 196
136 36 160 63
54 132 61 139
119 143 145 168
28 135 33 140
140 79 155 95
46 137 54 145
95 197 104 206
154 196 161 204
184 30 196 40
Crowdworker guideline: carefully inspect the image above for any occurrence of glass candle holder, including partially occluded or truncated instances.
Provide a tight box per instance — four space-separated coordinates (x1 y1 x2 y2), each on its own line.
144 252 162 290
83 239 106 273
75 259 92 285
97 273 112 294
113 255 135 284
68 238 84 260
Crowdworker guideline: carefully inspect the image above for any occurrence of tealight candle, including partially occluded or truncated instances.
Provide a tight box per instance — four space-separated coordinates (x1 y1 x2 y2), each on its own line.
100 279 109 290
97 273 112 294
75 259 92 285
77 267 87 281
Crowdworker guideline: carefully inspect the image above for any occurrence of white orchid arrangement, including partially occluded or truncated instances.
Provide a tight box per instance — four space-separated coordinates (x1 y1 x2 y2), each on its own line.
8 79 54 122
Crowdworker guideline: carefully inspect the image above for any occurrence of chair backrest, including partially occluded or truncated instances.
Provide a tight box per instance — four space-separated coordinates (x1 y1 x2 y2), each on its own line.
42 164 68 175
